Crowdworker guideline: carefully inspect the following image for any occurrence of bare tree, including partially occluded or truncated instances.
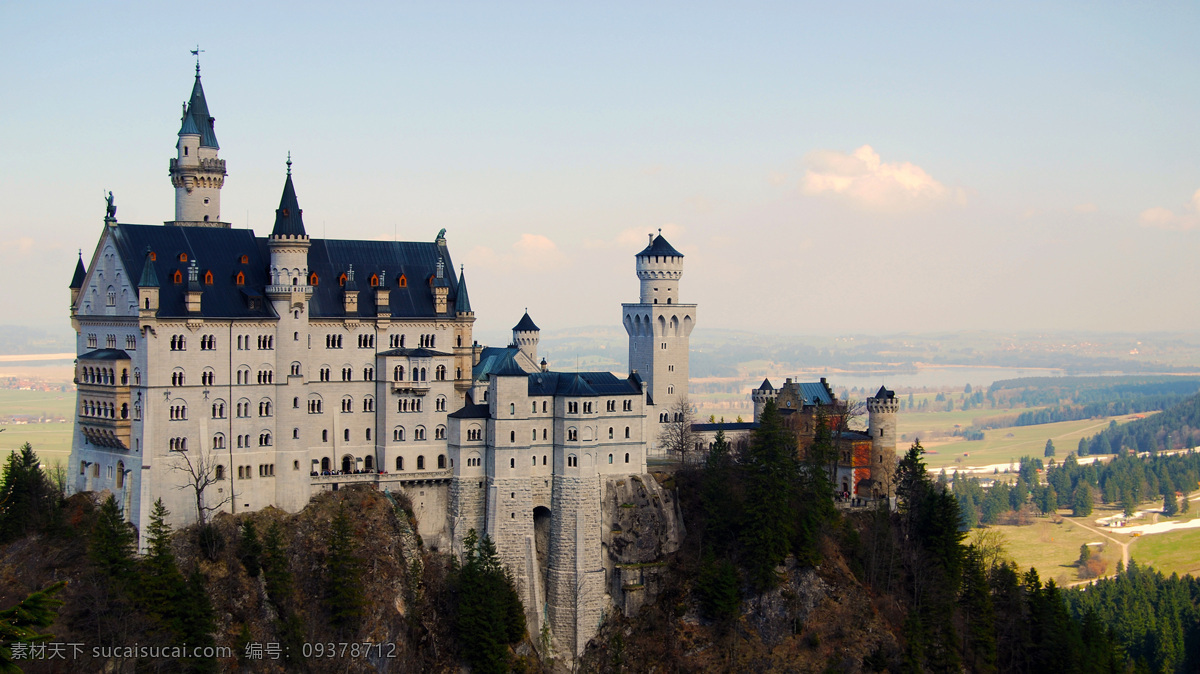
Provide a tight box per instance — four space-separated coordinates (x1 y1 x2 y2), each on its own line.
657 396 699 467
820 398 864 496
170 448 231 526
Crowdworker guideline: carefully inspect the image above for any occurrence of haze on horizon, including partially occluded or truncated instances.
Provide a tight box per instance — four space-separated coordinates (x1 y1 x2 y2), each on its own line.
2 2 1199 338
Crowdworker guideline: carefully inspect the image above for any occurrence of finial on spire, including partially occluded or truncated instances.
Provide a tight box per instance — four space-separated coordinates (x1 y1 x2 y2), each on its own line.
286 151 292 176
191 45 204 75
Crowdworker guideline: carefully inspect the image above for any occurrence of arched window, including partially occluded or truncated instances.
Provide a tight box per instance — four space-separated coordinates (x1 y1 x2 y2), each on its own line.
235 271 245 286
178 252 188 262
369 274 379 287
396 456 404 471
240 254 249 264
510 430 515 443
625 452 630 463
398 274 407 287
510 458 515 468
437 455 446 469
608 454 613 464
625 426 630 438
608 427 614 439
394 427 405 441
203 270 213 285
339 272 347 287
417 455 425 470
309 272 319 286
509 403 515 415
172 270 183 284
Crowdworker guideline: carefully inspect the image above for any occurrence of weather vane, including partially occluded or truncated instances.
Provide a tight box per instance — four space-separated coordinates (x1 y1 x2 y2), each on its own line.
191 45 205 74
287 151 292 175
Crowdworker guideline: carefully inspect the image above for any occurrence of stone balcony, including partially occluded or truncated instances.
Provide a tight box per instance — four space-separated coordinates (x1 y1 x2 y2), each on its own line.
391 381 431 395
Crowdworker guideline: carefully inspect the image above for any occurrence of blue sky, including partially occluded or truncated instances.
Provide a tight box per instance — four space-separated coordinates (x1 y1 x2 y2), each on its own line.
3 2 1200 336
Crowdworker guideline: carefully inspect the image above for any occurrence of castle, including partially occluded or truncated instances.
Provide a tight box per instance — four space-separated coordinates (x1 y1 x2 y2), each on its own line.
67 65 693 656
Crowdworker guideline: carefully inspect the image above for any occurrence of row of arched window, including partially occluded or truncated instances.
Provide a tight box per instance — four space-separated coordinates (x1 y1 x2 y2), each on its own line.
392 365 444 381
80 400 127 420
200 335 217 350
80 366 126 385
391 425 439 441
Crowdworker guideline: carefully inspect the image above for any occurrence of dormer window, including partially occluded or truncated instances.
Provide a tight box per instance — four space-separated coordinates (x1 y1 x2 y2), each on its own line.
172 270 183 284
235 271 245 286
309 272 319 286
148 251 156 261
398 274 407 288
203 270 213 285
178 253 188 262
240 255 249 264
282 208 289 217
338 273 347 287
369 274 379 287
427 274 435 287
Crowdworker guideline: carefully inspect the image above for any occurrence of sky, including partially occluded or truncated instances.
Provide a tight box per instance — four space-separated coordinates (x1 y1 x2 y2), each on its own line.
3 2 1200 338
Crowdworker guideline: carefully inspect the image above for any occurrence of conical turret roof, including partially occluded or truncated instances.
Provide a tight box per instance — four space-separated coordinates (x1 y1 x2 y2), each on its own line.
270 168 307 238
179 72 219 148
138 249 159 288
70 254 86 289
637 233 683 258
513 311 539 332
455 268 472 313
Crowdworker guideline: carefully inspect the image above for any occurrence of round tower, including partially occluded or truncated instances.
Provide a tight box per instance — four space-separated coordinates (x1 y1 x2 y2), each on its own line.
751 378 776 422
169 64 228 227
513 311 540 363
636 231 684 305
867 386 900 499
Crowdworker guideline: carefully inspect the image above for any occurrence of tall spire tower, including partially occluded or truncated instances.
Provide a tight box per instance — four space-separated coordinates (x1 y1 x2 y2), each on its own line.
168 58 228 227
622 232 697 423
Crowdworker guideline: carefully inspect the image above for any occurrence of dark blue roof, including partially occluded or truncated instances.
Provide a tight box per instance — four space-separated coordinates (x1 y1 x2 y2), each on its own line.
270 173 306 238
108 223 461 320
455 268 472 313
378 347 450 358
137 249 159 287
756 378 773 391
70 255 86 289
692 422 757 432
513 311 539 332
448 403 490 419
473 347 523 381
526 371 642 397
78 348 131 361
637 234 683 258
874 386 895 399
181 74 219 149
110 224 274 319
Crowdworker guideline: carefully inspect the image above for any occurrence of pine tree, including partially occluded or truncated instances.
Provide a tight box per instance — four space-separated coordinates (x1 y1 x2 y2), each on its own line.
701 428 738 557
139 498 186 636
262 521 293 611
325 502 364 634
455 530 525 674
1163 490 1178 516
0 580 65 671
1072 483 1094 518
89 495 136 581
739 401 797 589
958 546 997 672
177 570 217 673
1044 439 1056 457
238 519 263 577
0 444 55 543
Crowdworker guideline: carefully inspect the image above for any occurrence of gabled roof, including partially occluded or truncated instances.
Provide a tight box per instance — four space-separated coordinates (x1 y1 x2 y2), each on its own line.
270 172 306 238
526 371 642 397
756 378 774 391
454 268 472 313
181 73 219 149
70 254 86 289
513 311 539 332
473 347 526 381
637 233 683 258
874 386 895 399
799 382 834 406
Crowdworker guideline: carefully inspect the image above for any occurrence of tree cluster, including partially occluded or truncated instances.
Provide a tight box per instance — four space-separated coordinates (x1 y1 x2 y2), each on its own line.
451 530 526 674
1045 450 1198 516
0 444 61 543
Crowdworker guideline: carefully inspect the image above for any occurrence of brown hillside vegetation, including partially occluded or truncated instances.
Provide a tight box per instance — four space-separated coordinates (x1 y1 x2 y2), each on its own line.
0 486 544 673
581 524 900 673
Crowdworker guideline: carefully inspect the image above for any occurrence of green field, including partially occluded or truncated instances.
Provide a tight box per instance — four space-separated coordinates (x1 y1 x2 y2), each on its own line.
0 422 73 468
917 415 1146 471
987 516 1122 586
0 389 75 418
1130 526 1200 577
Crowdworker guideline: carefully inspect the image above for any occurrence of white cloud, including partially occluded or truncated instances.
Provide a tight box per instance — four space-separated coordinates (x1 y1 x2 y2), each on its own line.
464 233 568 272
801 145 963 211
1139 189 1200 231
1074 203 1098 213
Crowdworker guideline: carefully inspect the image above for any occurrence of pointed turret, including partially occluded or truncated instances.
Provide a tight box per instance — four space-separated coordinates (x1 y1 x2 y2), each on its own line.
69 253 87 309
270 160 307 238
454 267 473 315
137 249 160 318
169 66 228 227
513 311 540 363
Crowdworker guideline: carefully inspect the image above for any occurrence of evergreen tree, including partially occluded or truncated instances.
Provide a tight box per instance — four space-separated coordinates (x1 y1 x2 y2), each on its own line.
701 428 738 557
1072 483 1094 518
177 570 217 673
238 519 263 577
1078 437 1089 456
1163 490 1178 516
262 521 293 611
325 502 365 634
455 530 526 674
0 580 65 672
740 401 797 589
696 555 740 624
0 444 56 543
959 546 997 672
139 498 186 636
89 495 136 581
1044 439 1056 457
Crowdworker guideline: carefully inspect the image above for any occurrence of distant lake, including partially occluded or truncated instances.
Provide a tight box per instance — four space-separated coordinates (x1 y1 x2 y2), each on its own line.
788 366 1072 392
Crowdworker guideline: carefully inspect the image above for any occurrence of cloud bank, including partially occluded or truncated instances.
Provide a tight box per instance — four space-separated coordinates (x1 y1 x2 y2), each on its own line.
1140 189 1200 231
801 145 962 211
